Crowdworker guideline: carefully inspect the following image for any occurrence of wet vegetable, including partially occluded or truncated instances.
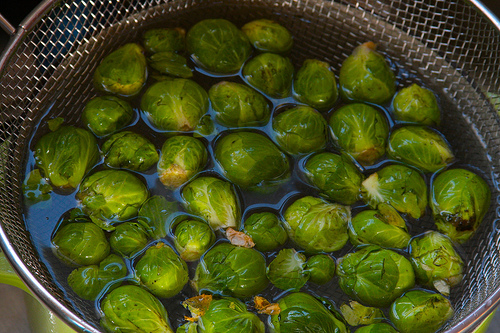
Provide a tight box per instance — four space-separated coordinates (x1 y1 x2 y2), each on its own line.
82 95 134 137
22 169 52 203
173 219 216 262
242 211 288 252
306 254 336 285
142 27 185 54
340 300 384 327
293 59 338 110
354 323 397 333
241 19 293 53
266 248 309 291
392 84 441 125
109 221 149 257
138 195 178 239
148 51 193 78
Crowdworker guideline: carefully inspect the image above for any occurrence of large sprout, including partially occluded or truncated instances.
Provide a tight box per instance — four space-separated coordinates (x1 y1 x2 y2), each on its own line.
241 19 293 53
82 95 134 137
392 84 441 126
242 211 288 252
293 59 338 110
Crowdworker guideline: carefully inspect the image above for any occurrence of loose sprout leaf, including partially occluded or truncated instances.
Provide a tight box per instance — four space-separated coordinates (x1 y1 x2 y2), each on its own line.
253 296 281 315
377 203 407 229
182 294 213 320
226 227 255 248
23 169 52 203
339 300 384 326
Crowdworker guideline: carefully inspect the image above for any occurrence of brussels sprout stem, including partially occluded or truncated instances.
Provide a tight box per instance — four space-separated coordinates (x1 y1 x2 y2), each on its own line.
362 173 385 202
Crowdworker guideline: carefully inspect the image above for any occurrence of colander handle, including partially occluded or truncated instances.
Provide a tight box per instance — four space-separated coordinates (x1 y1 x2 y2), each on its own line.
0 13 16 36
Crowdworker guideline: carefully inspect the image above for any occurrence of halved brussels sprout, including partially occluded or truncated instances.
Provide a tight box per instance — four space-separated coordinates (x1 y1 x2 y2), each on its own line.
148 51 193 78
387 125 454 173
306 254 336 285
142 27 185 54
22 169 52 204
34 125 99 189
93 43 147 97
354 323 397 333
339 41 396 104
141 79 209 132
340 300 384 326
304 152 364 205
157 135 208 189
337 245 415 307
283 196 351 253
430 168 491 243
243 53 294 98
241 19 293 53
243 211 288 252
266 248 309 291
329 103 389 166
361 164 428 219
208 81 271 127
109 221 149 257
173 219 216 262
392 84 441 126
138 195 178 240
214 131 290 190
186 19 252 73
272 105 328 154
82 95 134 137
293 59 338 110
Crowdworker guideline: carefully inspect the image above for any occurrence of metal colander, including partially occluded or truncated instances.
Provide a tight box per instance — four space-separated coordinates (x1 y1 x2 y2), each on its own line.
1 0 500 332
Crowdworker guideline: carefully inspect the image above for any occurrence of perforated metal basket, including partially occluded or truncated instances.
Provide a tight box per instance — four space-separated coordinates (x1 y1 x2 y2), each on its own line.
1 0 500 332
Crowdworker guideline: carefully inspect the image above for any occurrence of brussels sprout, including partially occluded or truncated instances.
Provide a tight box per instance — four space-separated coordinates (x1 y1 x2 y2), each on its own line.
208 81 271 127
186 19 252 73
283 196 351 253
431 168 491 243
109 221 150 257
47 117 64 131
339 41 396 104
329 103 389 166
304 152 364 205
389 290 454 333
392 84 441 125
93 43 147 97
52 221 110 267
193 242 268 298
135 242 188 298
354 323 397 333
267 248 309 291
214 131 290 190
157 136 208 189
182 176 241 230
410 231 464 296
270 292 348 333
102 131 159 172
241 19 293 54
194 114 216 138
293 59 338 110
148 51 193 78
82 95 135 137
306 254 336 285
100 285 174 333
361 164 428 219
77 170 149 230
243 211 288 252
340 301 384 327
387 125 454 173
142 27 185 54
34 125 99 189
336 245 415 307
243 53 294 98
138 195 179 239
173 219 216 261
22 169 52 203
68 254 127 300
141 79 209 132
272 105 328 154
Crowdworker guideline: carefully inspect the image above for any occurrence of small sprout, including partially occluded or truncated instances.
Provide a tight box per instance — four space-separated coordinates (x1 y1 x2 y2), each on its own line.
243 53 294 98
226 227 255 248
243 211 288 252
174 219 216 262
392 83 441 125
138 195 178 240
241 19 293 53
267 248 309 291
23 169 52 204
109 222 149 257
148 51 193 78
82 95 134 137
253 296 281 315
293 59 338 110
142 27 186 54
306 254 336 285
340 300 384 326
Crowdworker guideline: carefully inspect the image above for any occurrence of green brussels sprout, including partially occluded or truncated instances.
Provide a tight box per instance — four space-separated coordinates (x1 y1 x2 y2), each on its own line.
208 81 271 127
242 211 288 252
109 221 150 257
348 204 411 249
22 169 52 204
157 136 208 189
138 195 179 239
173 219 216 261
193 242 268 298
135 242 189 298
142 27 186 54
361 164 428 219
270 292 348 333
354 323 397 333
267 248 309 291
182 176 241 230
293 59 338 110
82 95 135 137
339 41 396 104
34 125 99 189
52 221 110 267
306 254 336 285
340 301 384 327
77 170 149 230
100 285 174 333
241 19 293 53
336 245 415 307
148 51 193 78
283 196 351 253
431 168 491 243
47 117 64 131
186 19 252 73
387 125 454 173
389 290 454 333
272 105 328 154
410 231 464 296
93 43 147 97
214 131 290 190
67 254 127 300
141 79 209 132
392 84 441 125
304 152 364 205
102 131 159 172
243 53 294 98
194 114 216 138
329 103 389 166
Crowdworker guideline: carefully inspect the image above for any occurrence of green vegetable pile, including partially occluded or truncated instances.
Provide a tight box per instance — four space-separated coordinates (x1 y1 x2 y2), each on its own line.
23 17 492 333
